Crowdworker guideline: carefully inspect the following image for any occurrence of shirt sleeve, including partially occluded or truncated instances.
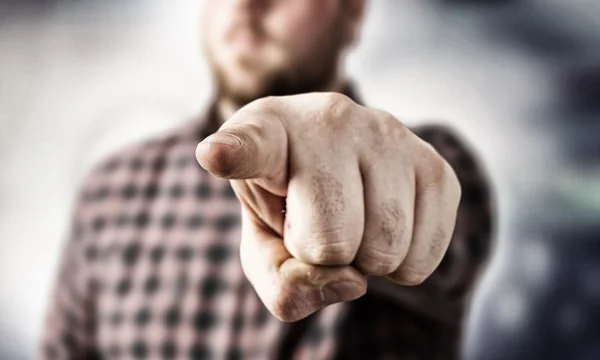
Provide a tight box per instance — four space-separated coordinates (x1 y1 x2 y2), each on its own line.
38 186 102 360
367 124 496 326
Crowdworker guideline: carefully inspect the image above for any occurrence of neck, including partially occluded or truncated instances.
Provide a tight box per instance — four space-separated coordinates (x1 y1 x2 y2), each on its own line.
216 74 348 123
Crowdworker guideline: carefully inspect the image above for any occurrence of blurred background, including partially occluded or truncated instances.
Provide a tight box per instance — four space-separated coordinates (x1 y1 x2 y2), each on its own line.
1 0 599 359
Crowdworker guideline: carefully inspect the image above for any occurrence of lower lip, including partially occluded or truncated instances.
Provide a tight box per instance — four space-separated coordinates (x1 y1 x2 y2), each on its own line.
231 32 261 51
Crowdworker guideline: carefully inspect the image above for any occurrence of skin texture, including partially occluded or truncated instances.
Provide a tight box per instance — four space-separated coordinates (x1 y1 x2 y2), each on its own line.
196 93 462 321
197 0 461 323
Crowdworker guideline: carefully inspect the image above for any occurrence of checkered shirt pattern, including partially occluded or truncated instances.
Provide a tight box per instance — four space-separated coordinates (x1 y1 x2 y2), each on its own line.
39 96 494 360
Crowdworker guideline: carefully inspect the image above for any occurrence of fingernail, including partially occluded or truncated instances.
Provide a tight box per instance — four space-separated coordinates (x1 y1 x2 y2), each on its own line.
200 133 242 148
322 280 365 305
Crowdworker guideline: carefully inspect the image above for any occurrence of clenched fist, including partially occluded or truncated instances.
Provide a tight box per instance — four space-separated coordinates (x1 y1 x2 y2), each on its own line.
196 93 461 322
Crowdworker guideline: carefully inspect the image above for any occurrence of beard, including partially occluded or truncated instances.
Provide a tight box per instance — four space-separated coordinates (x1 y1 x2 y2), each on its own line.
207 16 347 110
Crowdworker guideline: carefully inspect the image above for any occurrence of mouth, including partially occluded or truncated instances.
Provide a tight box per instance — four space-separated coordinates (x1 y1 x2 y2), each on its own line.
230 29 262 52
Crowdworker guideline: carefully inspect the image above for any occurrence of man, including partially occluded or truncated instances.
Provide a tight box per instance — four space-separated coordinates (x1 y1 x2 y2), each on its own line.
40 0 494 359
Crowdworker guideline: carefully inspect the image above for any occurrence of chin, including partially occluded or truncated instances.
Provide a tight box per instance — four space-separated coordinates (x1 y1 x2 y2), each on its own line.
218 81 263 107
222 70 272 101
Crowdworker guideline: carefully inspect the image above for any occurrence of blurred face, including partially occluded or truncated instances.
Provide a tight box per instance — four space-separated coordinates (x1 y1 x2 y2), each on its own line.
202 0 362 108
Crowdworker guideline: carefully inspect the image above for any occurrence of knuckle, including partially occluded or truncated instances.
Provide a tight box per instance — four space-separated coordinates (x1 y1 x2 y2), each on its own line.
250 95 277 110
368 110 404 134
420 147 448 188
396 255 442 285
243 96 281 119
379 200 407 244
303 236 356 266
319 93 354 129
401 273 428 286
394 267 430 286
430 226 451 259
363 111 408 155
444 162 462 204
356 248 400 276
322 92 352 114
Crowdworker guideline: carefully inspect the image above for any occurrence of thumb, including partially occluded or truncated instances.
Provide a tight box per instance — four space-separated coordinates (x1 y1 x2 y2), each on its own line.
240 209 367 322
196 112 288 180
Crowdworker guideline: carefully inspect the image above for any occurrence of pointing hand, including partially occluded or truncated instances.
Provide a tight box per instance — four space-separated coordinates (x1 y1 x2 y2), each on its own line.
196 93 461 322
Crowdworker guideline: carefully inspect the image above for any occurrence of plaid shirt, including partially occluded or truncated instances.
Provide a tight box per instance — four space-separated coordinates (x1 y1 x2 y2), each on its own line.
39 92 494 360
